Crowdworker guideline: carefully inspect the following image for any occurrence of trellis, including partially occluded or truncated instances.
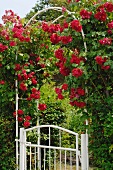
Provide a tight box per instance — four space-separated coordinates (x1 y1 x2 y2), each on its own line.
15 6 89 170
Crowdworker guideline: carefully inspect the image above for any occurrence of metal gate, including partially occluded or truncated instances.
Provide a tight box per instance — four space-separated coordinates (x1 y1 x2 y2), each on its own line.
19 125 88 170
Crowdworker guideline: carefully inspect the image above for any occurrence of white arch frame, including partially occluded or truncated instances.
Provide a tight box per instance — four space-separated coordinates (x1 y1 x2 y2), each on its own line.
16 6 88 170
25 7 87 53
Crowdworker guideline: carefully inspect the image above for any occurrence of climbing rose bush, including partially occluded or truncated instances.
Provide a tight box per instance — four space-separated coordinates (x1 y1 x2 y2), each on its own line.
0 10 57 128
1 1 113 168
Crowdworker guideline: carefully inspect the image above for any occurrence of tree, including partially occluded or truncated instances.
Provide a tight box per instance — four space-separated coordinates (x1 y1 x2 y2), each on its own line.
25 0 68 23
26 0 50 21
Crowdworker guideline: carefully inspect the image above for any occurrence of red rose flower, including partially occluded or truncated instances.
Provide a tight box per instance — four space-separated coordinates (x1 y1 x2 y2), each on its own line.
28 72 35 78
54 48 64 60
70 100 86 108
13 111 16 117
23 73 28 80
60 57 66 64
63 21 69 29
62 6 66 13
17 109 24 115
32 88 37 93
18 117 23 122
9 41 16 46
5 35 10 41
30 94 35 99
0 80 5 85
35 57 40 63
69 101 75 106
0 43 8 52
95 56 106 65
34 91 40 99
30 89 40 99
107 30 112 34
38 103 47 111
55 87 62 94
20 82 27 91
48 24 57 33
40 64 46 68
25 116 31 121
60 66 70 76
70 88 76 99
31 78 37 85
101 65 110 70
77 87 85 96
55 24 64 33
17 74 22 81
62 84 68 90
55 61 65 68
108 21 113 29
24 37 30 42
80 9 92 19
99 38 112 45
27 97 32 101
50 33 61 44
15 64 21 71
75 101 86 108
57 93 64 100
70 54 81 65
22 69 26 74
29 60 34 65
61 35 72 44
94 9 107 22
72 68 83 77
19 36 25 42
42 22 49 32
67 0 71 3
70 20 82 32
23 121 30 128
104 2 113 12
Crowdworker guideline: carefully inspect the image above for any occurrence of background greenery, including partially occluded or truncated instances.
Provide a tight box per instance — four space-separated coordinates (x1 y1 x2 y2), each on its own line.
0 0 113 169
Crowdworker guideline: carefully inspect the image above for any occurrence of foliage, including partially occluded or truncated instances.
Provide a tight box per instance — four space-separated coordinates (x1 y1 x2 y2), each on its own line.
39 82 66 125
0 117 16 169
0 10 64 169
1 1 113 169
25 0 69 24
26 0 49 21
0 83 16 169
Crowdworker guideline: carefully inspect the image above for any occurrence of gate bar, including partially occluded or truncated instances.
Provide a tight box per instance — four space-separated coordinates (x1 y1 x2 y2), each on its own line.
20 128 26 170
81 134 89 170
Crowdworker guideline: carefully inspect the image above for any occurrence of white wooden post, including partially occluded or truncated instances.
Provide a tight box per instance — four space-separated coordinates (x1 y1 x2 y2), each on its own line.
86 133 89 169
86 119 89 169
20 128 26 170
81 134 89 170
36 100 41 170
37 119 41 170
15 54 19 170
76 134 79 170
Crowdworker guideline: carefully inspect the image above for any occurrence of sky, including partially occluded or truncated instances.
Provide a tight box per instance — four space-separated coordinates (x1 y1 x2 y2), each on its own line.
0 0 37 23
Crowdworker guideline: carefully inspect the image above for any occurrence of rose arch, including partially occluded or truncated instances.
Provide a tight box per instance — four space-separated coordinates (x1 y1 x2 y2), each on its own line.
0 1 113 169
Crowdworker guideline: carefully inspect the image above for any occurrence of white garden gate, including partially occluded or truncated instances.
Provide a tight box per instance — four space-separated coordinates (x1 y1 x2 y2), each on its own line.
19 125 89 170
